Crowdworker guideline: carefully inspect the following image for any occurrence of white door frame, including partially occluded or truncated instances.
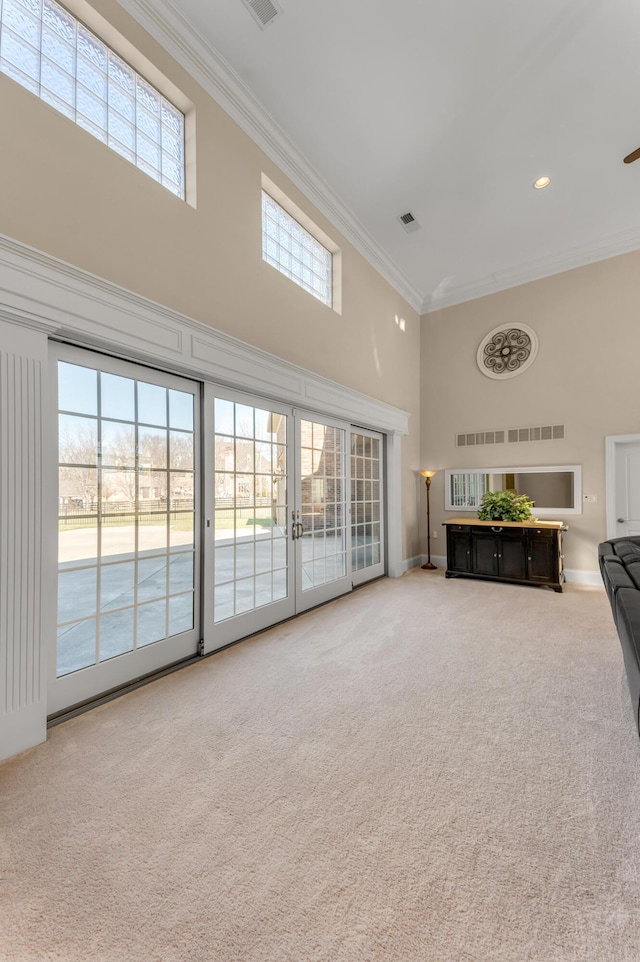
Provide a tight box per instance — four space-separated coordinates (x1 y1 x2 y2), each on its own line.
605 433 640 539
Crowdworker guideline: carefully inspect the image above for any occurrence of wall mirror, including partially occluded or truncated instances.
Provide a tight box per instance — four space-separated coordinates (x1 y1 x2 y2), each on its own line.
444 465 582 516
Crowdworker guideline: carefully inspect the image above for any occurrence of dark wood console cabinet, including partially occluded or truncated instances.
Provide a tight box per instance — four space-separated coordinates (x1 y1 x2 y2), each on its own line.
443 519 566 592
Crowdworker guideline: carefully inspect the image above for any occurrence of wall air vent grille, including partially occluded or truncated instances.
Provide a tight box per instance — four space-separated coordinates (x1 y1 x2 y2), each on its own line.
456 425 565 447
240 0 282 29
456 430 505 447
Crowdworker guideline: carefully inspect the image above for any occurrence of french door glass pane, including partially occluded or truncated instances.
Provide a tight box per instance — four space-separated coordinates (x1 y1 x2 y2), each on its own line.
213 399 288 622
351 432 382 571
57 361 196 677
299 420 347 590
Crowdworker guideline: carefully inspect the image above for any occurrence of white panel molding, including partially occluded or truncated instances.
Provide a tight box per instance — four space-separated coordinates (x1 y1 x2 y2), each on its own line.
385 431 405 578
0 233 410 436
423 222 640 314
0 320 49 761
190 334 305 400
112 0 423 313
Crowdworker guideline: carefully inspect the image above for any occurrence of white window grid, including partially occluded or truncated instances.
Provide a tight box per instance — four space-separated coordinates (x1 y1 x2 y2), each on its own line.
262 191 333 308
0 0 185 198
450 472 489 509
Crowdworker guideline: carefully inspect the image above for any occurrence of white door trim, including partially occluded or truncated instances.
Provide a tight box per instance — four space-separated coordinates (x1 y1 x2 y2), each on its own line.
605 434 640 540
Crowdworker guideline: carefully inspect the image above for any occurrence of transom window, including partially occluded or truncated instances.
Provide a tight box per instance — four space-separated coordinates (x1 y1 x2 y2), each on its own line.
0 0 185 198
262 191 333 308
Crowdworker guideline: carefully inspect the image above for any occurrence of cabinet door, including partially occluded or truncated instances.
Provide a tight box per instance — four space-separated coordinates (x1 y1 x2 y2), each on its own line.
472 532 499 575
449 530 472 571
499 537 527 580
527 535 557 583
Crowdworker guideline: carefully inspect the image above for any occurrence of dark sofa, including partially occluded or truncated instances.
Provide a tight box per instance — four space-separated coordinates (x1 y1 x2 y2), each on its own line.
599 536 640 735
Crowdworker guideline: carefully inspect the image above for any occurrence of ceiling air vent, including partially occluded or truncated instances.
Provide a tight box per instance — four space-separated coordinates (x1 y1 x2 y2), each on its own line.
239 0 282 29
398 211 421 234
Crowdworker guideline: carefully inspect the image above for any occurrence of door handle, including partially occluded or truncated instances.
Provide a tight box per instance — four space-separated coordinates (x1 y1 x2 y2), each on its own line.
618 518 626 523
291 511 305 540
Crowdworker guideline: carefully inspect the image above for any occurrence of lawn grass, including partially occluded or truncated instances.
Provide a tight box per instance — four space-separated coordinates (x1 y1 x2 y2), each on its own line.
59 510 275 532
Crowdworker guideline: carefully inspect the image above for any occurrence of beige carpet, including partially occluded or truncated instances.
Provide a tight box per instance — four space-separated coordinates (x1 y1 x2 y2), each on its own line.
2 569 640 962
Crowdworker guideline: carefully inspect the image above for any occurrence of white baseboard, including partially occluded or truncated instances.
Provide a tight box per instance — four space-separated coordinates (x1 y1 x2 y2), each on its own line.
399 554 446 574
394 555 424 576
563 568 603 587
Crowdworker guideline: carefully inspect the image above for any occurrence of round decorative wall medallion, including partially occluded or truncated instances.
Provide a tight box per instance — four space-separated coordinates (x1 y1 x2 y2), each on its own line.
476 323 539 379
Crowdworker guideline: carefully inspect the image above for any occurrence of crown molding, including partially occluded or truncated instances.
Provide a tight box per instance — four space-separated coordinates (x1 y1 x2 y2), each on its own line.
422 221 640 314
114 0 423 314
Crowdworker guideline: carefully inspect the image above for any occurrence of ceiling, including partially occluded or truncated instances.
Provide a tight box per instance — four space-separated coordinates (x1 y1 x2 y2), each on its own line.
123 0 640 313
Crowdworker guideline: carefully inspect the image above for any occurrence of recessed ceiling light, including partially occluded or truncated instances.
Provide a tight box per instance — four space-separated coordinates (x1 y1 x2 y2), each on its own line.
533 176 551 189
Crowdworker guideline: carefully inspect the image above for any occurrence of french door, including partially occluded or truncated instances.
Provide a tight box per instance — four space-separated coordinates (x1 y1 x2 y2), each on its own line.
202 388 386 651
350 426 385 587
50 345 200 714
51 362 386 711
202 386 296 650
294 414 351 611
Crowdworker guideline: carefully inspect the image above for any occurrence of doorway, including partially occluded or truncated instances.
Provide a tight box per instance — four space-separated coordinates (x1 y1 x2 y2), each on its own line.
606 434 640 539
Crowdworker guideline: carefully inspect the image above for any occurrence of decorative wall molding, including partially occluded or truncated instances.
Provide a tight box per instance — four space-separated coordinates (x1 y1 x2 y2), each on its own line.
0 321 49 761
476 323 539 380
0 233 410 435
115 0 424 314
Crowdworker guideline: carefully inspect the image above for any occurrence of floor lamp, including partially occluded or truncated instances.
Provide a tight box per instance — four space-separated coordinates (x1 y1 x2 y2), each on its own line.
420 470 437 570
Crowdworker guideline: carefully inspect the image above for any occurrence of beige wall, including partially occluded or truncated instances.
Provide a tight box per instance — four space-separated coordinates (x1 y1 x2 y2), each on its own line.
0 0 422 560
421 250 640 573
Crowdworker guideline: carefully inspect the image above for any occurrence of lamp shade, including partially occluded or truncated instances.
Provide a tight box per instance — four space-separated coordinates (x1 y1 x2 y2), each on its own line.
420 470 437 479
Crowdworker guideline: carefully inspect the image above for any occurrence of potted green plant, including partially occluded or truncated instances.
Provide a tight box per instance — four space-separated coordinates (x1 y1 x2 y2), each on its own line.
477 489 536 522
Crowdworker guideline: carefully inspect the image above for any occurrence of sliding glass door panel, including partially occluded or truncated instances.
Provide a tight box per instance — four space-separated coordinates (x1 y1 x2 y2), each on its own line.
295 416 352 613
202 386 295 651
50 345 200 715
350 429 385 586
